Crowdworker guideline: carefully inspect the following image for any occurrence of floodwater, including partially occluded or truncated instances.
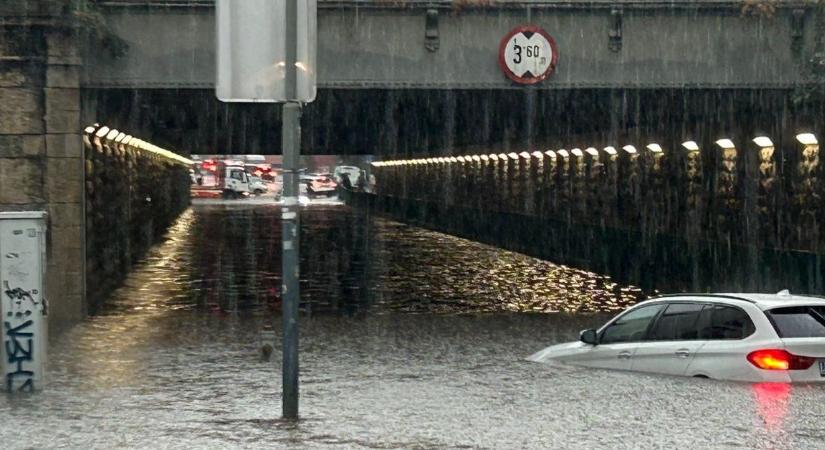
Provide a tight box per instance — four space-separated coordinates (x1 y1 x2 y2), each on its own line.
1 204 823 449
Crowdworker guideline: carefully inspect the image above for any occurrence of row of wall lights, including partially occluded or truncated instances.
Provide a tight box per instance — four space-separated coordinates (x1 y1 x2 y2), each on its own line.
371 134 819 167
85 124 194 166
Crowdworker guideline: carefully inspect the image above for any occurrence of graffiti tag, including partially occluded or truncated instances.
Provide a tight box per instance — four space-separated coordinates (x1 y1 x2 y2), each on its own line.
4 320 33 392
3 281 37 315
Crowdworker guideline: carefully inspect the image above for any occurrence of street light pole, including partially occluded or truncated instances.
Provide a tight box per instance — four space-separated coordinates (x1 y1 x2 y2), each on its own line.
281 0 300 420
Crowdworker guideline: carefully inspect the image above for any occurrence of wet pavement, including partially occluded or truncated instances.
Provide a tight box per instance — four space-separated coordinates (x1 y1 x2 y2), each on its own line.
1 203 823 449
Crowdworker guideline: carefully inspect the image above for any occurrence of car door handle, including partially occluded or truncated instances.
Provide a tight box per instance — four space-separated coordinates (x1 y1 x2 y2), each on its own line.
675 349 690 358
617 351 632 360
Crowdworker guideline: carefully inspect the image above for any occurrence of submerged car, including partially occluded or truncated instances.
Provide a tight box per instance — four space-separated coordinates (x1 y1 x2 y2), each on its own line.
529 291 825 382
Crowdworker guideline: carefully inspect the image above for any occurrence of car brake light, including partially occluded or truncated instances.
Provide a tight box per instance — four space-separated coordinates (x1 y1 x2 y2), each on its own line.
747 349 816 371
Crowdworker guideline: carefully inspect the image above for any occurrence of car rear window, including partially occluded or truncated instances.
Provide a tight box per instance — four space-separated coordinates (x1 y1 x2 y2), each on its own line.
766 306 825 338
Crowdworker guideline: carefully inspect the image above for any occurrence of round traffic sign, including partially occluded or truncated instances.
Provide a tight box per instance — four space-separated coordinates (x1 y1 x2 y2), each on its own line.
498 25 559 85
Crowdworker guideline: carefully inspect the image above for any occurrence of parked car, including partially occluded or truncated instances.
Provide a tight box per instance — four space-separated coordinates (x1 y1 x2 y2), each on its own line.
305 174 337 198
333 166 363 186
528 291 825 382
248 176 268 195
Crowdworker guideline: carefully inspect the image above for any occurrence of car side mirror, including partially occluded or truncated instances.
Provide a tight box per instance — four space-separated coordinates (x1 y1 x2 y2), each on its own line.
579 329 598 346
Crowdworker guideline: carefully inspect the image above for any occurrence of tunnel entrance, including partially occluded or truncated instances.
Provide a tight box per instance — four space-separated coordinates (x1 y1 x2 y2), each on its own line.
82 88 823 157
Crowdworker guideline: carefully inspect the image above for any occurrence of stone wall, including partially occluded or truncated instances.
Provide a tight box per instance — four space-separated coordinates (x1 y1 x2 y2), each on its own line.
83 125 191 313
364 135 825 293
0 3 85 326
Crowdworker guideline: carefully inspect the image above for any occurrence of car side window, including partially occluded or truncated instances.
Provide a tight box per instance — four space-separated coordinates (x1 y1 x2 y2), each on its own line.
600 304 665 344
696 304 755 340
647 303 704 341
230 169 245 181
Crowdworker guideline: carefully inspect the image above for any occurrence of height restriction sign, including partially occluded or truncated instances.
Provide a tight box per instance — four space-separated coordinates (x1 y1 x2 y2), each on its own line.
498 25 558 85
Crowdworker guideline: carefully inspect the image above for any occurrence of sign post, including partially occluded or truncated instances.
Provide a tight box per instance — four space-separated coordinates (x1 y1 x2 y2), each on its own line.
0 211 47 392
216 0 317 420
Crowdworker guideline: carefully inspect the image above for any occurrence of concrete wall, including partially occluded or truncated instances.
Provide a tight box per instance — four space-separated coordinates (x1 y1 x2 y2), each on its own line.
86 1 817 89
83 126 191 313
0 3 85 326
362 133 825 293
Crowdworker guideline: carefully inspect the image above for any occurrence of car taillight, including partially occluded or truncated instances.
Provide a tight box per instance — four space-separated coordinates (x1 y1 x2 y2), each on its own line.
747 349 816 371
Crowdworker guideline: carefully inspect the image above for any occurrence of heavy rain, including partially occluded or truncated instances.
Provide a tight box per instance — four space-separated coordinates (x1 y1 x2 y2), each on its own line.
2 0 825 448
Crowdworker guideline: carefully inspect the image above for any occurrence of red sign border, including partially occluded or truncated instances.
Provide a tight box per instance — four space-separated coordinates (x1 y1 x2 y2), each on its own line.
498 25 559 85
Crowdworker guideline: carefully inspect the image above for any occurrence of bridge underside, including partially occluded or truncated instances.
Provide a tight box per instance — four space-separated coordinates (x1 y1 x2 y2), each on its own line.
84 87 823 156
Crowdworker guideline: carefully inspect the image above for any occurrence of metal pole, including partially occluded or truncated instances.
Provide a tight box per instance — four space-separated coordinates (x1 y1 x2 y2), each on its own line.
281 0 300 420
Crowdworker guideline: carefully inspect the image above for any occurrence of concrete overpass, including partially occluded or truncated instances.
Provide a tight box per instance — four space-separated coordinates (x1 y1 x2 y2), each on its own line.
88 0 817 90
78 0 825 156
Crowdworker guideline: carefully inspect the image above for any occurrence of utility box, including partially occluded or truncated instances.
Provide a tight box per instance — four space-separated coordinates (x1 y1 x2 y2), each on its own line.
0 212 47 392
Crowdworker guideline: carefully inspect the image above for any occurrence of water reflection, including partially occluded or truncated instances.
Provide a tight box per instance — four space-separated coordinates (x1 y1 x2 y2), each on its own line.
752 382 791 433
167 204 647 316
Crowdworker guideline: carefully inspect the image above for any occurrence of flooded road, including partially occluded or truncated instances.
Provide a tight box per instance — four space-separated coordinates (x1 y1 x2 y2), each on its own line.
1 204 823 449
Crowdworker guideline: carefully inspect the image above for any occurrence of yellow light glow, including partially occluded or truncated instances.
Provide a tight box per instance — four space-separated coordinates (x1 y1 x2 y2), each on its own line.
585 147 599 157
622 145 638 154
519 151 530 159
796 133 818 145
646 143 663 153
715 139 735 149
544 150 556 158
498 153 507 160
752 136 774 148
481 154 489 161
557 149 569 158
532 151 544 159
681 141 700 151
570 148 584 157
603 146 617 155
94 126 110 138
472 155 481 162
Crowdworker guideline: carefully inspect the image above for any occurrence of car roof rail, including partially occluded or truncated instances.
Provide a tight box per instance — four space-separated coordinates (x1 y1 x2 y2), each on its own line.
649 293 758 304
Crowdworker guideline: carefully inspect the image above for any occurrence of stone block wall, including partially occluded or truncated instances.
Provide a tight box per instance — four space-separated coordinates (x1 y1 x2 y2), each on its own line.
0 4 85 326
83 126 191 312
366 135 825 293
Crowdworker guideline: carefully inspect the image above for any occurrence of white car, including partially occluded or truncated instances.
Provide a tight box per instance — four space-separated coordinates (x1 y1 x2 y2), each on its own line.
528 291 825 382
248 176 268 195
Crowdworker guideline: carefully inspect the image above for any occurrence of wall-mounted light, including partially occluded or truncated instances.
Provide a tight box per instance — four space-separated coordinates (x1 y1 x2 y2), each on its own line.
646 143 663 153
585 147 599 157
457 156 466 163
498 153 507 160
490 154 499 161
507 152 519 160
518 151 529 159
681 141 700 151
544 150 556 158
570 148 583 157
715 139 735 149
449 157 459 163
622 145 638 154
752 136 774 148
796 133 818 145
603 146 618 155
557 149 569 158
94 126 110 138
105 129 120 141
480 154 489 161
531 151 544 159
